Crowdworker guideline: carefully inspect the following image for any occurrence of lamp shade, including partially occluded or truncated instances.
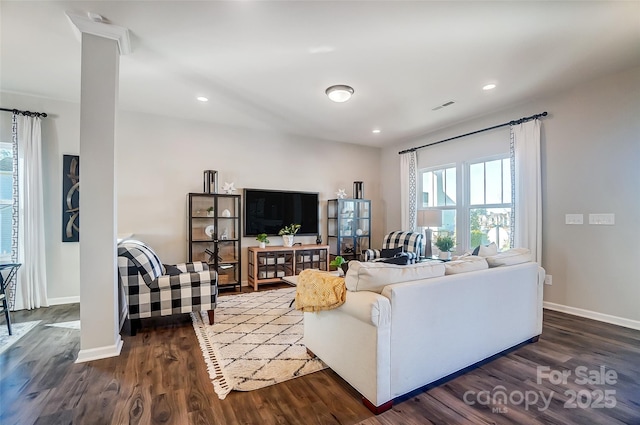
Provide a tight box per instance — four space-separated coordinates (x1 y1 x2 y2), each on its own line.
417 210 442 228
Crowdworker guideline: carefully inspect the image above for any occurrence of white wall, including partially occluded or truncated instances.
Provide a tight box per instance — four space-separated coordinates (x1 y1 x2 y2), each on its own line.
0 93 81 303
381 65 640 323
116 111 383 283
0 91 382 298
5 64 638 325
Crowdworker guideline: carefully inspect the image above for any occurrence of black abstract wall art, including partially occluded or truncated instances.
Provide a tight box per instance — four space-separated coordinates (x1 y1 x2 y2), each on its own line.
62 154 79 242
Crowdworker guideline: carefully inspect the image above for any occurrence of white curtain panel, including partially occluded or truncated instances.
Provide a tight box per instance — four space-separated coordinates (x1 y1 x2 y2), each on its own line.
14 115 48 310
511 119 542 263
400 151 417 231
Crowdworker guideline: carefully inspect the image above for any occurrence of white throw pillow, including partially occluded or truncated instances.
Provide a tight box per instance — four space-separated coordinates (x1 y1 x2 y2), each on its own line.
444 256 489 275
486 248 532 267
345 260 445 293
477 242 498 257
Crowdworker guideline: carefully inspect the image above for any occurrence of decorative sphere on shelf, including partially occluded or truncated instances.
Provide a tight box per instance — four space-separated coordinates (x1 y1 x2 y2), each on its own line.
356 228 363 236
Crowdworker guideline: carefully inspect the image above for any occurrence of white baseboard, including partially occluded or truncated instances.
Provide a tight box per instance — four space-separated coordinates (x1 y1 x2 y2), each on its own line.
48 296 80 306
75 337 123 363
543 301 640 331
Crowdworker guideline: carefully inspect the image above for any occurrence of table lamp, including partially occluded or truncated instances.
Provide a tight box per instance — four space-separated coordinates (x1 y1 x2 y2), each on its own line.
417 210 442 258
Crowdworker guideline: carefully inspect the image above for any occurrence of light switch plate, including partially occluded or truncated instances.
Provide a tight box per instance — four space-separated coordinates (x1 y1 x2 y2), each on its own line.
544 275 552 285
589 213 615 225
565 214 583 225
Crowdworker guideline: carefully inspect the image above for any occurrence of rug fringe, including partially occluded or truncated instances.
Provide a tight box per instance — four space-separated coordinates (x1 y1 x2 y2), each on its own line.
190 311 234 399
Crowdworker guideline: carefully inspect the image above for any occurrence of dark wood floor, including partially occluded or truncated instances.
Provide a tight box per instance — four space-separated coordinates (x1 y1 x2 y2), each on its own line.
1 282 639 425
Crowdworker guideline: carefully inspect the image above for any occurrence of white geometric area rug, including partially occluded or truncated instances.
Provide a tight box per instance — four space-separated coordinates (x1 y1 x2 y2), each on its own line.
0 320 41 355
191 287 327 399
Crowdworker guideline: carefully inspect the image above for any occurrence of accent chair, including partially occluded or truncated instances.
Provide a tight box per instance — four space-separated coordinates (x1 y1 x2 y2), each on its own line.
363 231 424 264
117 239 218 335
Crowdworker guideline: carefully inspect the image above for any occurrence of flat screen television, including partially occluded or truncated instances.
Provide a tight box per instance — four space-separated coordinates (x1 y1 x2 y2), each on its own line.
244 189 319 236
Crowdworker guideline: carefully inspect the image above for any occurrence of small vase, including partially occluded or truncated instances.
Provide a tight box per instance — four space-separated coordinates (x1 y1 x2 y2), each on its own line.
439 251 451 260
259 241 266 249
282 235 294 247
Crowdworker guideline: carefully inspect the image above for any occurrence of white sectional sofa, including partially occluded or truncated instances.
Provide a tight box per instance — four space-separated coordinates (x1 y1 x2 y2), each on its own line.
303 253 545 414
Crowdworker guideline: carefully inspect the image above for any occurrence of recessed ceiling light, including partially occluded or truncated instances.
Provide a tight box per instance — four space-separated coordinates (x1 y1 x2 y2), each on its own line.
197 96 209 102
482 84 496 91
372 129 381 134
308 45 335 54
326 85 354 103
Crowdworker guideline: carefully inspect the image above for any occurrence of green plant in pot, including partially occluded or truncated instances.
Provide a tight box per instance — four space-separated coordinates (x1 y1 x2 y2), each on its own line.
256 233 269 248
330 255 349 275
278 223 301 247
435 235 455 259
206 206 214 217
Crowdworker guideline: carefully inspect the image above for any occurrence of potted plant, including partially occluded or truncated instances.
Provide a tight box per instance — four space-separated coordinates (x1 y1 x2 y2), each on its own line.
435 235 455 259
206 206 214 217
330 255 349 276
256 233 269 249
278 223 301 247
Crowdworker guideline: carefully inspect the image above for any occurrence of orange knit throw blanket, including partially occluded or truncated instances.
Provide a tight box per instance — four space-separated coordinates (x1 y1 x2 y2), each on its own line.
295 269 346 312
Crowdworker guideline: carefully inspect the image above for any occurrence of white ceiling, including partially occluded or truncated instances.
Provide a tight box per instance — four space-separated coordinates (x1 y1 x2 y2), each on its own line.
2 1 639 147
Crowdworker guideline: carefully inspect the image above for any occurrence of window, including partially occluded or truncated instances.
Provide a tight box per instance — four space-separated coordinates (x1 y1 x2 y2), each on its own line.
419 165 457 242
0 142 14 262
468 158 512 251
418 155 512 252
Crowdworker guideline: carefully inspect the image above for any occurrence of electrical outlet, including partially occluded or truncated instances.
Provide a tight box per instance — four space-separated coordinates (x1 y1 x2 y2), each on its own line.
565 214 583 225
544 275 552 285
589 213 615 225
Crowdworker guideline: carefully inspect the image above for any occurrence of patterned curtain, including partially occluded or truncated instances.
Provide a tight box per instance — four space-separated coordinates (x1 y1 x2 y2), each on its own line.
509 129 515 249
8 114 19 309
400 151 417 231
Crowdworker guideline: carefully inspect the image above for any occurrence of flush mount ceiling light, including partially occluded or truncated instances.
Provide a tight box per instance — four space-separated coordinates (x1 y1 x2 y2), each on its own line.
483 84 497 91
197 96 209 102
326 85 354 103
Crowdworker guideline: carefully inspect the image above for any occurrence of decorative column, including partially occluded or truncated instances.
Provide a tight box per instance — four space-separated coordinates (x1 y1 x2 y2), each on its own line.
67 12 131 362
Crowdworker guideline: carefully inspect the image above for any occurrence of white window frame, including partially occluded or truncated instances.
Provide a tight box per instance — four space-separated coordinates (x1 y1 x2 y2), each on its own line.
417 163 460 249
465 154 512 251
417 153 512 253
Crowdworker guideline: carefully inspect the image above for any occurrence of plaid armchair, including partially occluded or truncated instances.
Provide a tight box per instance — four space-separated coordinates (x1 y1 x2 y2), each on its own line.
363 231 424 264
117 239 217 335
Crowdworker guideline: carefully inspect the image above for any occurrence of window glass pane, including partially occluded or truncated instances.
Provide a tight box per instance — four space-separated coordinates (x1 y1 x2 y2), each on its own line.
434 170 446 206
432 209 456 254
503 158 512 204
469 207 511 251
445 167 456 206
421 172 434 208
485 159 502 204
420 167 456 208
441 209 456 236
469 163 484 205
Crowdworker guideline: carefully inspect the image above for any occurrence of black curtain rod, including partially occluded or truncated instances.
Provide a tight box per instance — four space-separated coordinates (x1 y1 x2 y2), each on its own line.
0 107 48 118
398 111 547 155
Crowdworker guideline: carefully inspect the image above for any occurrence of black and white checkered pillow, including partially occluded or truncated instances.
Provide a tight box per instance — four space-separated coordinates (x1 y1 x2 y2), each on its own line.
118 240 164 287
383 231 423 257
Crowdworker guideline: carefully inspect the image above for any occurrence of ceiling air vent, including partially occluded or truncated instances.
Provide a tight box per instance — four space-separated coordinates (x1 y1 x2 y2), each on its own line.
432 100 455 111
